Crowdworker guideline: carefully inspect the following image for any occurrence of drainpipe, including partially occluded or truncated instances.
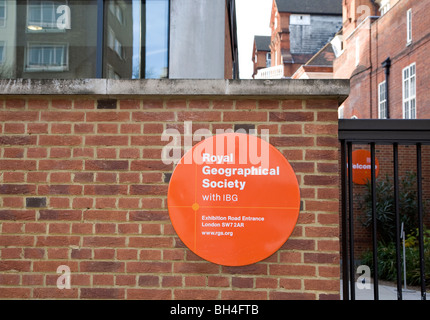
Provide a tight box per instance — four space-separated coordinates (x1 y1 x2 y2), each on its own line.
382 57 391 119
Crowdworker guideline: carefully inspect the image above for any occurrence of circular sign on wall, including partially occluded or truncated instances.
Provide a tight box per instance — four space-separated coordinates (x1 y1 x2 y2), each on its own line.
351 149 380 185
167 133 300 266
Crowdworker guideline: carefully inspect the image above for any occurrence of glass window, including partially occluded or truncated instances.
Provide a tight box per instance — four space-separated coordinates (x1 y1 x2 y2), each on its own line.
144 0 169 79
28 1 56 28
379 3 390 16
17 0 98 78
26 43 67 71
407 9 412 44
104 0 135 79
103 0 169 79
0 0 170 79
403 63 416 119
378 81 387 119
0 0 6 27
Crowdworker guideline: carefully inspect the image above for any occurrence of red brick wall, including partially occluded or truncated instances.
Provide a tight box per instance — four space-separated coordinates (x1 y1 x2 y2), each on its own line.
0 96 340 300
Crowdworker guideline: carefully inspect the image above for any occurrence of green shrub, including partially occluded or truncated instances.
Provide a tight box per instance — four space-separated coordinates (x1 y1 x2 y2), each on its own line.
360 171 420 244
360 171 429 287
361 229 430 287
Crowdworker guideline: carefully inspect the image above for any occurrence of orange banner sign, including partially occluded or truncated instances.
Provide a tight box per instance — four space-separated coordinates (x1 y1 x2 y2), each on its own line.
351 149 380 185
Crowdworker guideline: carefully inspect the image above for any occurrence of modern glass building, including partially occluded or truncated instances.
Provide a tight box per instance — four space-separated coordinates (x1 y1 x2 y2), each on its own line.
0 0 238 79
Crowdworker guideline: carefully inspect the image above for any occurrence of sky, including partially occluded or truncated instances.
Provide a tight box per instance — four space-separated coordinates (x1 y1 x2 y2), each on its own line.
236 0 273 79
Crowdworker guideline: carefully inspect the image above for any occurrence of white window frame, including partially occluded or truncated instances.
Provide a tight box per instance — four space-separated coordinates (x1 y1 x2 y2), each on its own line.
266 52 271 68
114 38 123 59
407 9 412 45
380 4 390 16
378 81 387 119
402 63 416 119
109 1 124 25
107 27 123 59
0 0 6 28
378 0 390 16
25 42 69 72
27 1 56 29
26 0 68 31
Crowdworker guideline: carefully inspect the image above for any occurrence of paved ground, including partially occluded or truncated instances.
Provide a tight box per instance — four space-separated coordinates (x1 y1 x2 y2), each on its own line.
340 280 426 300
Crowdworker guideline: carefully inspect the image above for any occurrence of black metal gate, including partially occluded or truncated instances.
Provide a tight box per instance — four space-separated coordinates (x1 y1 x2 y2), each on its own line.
339 119 430 300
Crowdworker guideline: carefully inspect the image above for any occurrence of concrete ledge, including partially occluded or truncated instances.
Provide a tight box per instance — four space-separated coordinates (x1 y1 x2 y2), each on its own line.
0 79 107 96
0 79 349 102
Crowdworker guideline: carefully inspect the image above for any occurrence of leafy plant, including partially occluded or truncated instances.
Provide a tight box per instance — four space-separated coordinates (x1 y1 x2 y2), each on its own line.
359 171 430 287
360 171 420 244
361 229 430 287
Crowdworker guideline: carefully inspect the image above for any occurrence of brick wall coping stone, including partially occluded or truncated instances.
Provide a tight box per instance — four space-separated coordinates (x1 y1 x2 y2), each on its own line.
0 79 349 101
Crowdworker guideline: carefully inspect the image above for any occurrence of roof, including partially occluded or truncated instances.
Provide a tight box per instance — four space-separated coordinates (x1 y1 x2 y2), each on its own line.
275 0 342 15
254 36 271 52
305 42 335 66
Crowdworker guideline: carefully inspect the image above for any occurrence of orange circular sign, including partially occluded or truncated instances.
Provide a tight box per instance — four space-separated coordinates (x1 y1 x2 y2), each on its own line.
167 133 300 266
351 149 380 185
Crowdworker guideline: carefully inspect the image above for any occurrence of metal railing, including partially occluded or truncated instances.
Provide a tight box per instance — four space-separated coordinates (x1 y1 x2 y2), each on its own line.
339 119 430 300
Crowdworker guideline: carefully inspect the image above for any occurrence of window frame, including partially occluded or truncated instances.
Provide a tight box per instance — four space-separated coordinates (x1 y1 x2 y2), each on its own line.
402 63 416 119
406 8 412 45
378 81 387 119
378 0 390 16
27 0 56 30
25 42 69 72
106 26 124 60
380 4 389 16
3 0 170 79
0 0 6 28
109 1 124 25
266 52 271 68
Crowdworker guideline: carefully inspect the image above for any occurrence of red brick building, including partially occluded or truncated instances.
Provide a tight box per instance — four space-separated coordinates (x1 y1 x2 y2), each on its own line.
254 0 342 79
333 0 430 259
251 36 271 79
334 0 430 119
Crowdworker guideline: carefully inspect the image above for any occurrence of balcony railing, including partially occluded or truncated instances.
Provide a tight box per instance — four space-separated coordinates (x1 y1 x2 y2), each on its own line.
255 65 284 79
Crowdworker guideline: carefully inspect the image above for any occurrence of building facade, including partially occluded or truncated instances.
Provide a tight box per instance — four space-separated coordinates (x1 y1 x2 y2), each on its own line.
334 0 430 119
0 0 239 80
251 35 271 79
291 42 336 80
255 0 342 79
